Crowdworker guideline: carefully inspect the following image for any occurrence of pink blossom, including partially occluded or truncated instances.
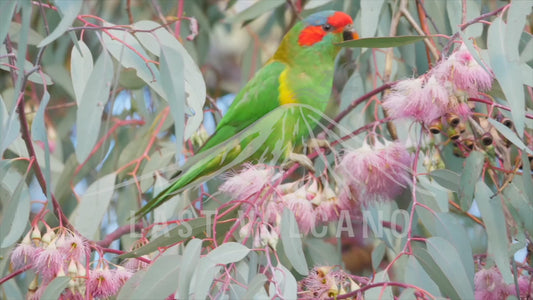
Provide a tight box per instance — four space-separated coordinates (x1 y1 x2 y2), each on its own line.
450 102 473 120
60 289 84 300
11 232 37 269
474 267 507 300
123 256 149 272
448 44 493 95
113 266 133 284
382 77 448 125
57 233 88 261
34 242 64 281
313 184 341 223
282 187 316 235
220 164 274 200
299 266 347 299
506 275 533 298
87 267 120 299
336 141 412 201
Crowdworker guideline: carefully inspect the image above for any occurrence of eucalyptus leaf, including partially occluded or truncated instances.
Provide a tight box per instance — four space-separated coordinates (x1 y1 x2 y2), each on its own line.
192 258 219 300
405 256 441 297
177 239 203 299
119 254 182 300
504 182 533 237
159 44 185 160
228 0 285 24
430 169 460 192
206 242 250 264
0 167 30 248
40 276 70 299
488 119 532 155
364 271 393 299
280 208 309 276
120 217 210 258
425 237 474 299
458 151 484 210
70 172 117 239
488 17 525 136
0 96 20 155
38 0 82 47
243 273 268 299
269 264 297 299
371 240 386 271
0 1 17 45
75 50 113 163
338 35 428 48
475 181 512 284
133 20 206 140
70 40 93 105
361 0 384 38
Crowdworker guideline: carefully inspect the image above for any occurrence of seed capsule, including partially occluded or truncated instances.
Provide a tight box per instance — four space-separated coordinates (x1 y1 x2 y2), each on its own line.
502 118 513 129
446 114 461 127
429 119 443 134
447 127 460 140
481 132 493 146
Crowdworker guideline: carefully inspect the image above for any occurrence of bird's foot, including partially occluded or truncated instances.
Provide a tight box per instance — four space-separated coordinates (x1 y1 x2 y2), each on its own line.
282 152 315 173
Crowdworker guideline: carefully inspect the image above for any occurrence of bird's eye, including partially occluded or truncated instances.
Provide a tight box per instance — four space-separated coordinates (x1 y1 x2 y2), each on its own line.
322 24 332 31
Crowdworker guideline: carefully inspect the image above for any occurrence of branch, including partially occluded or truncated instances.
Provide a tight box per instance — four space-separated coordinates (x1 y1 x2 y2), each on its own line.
96 222 144 247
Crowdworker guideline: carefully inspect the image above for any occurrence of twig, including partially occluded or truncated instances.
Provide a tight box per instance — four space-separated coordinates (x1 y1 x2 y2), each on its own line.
441 4 508 56
96 222 144 247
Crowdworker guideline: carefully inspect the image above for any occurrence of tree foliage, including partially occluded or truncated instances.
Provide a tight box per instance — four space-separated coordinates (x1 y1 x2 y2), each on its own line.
1 0 532 299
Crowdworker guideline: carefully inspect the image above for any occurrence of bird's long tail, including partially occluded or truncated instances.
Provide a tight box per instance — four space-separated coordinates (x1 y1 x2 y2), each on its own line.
135 142 245 219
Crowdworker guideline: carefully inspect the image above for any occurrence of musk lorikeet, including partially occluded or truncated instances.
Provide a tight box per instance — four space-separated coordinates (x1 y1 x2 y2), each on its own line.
136 10 357 218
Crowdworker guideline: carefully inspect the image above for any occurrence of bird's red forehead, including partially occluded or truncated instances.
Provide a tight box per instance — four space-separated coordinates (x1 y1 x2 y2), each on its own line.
327 11 353 28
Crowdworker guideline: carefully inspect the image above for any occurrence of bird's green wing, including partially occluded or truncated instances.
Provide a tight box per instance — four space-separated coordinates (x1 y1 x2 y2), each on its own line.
199 60 287 152
135 61 287 219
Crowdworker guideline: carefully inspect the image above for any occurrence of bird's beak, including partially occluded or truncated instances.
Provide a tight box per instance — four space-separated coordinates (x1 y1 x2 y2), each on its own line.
343 30 359 41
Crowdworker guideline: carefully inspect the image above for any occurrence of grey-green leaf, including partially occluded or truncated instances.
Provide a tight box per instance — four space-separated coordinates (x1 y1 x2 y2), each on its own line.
488 17 525 136
0 1 17 45
361 0 384 38
133 20 206 140
0 96 20 154
459 151 484 210
488 119 532 155
338 36 428 48
70 40 93 105
40 276 70 299
207 242 250 264
118 254 182 300
430 169 460 192
119 217 211 258
160 44 185 160
0 167 30 248
75 50 113 163
280 208 309 276
243 274 268 298
178 239 203 299
38 0 82 47
228 0 285 24
475 181 512 284
70 172 117 239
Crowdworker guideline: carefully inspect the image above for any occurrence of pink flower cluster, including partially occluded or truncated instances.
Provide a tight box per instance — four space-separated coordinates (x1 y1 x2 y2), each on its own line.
383 43 493 127
221 165 357 237
336 140 413 202
474 266 532 300
10 226 136 299
298 266 355 299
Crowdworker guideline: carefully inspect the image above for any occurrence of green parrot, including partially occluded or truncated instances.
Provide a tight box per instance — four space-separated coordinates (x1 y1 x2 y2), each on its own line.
136 10 357 218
